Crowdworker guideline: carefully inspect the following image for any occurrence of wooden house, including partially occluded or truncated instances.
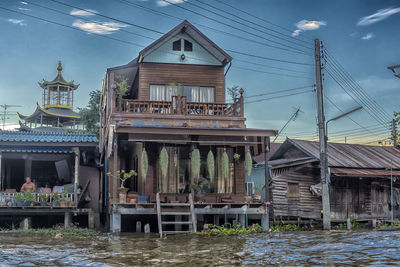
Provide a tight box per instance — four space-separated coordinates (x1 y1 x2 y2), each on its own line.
269 138 400 223
100 20 277 233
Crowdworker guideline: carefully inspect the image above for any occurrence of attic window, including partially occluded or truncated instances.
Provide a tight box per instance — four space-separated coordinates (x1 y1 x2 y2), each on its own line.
184 40 193 51
173 40 181 51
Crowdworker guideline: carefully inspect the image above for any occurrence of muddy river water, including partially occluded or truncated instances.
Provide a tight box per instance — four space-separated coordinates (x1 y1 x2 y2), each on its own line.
0 230 399 266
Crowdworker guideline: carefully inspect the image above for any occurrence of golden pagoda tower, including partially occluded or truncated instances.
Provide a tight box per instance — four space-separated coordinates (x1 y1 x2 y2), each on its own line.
18 61 81 129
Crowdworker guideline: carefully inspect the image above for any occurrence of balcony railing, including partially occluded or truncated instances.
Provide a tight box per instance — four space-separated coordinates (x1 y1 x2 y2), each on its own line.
121 95 244 117
0 192 75 208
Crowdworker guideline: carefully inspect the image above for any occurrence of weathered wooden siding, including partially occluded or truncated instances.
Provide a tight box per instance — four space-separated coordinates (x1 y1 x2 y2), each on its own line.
138 62 225 102
271 164 322 219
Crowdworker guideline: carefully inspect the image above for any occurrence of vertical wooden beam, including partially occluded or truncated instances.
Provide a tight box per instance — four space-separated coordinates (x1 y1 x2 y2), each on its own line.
47 86 50 106
113 139 119 202
57 85 60 105
73 147 80 206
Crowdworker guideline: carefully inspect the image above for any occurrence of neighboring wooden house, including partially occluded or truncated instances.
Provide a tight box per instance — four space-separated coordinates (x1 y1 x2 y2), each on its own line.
269 138 400 222
100 20 277 233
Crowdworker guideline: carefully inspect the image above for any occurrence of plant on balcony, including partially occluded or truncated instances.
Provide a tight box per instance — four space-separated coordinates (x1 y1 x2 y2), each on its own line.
59 190 69 207
52 192 61 207
39 193 49 206
221 151 229 181
14 193 25 206
141 149 149 180
245 151 253 176
207 150 215 181
191 148 201 183
233 153 241 162
115 75 129 107
168 81 182 95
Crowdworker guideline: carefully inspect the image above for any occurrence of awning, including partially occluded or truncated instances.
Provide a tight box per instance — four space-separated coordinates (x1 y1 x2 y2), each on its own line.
0 146 73 153
331 168 400 177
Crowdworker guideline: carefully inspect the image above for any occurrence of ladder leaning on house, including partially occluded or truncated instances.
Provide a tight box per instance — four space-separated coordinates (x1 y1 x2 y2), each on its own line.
156 192 197 238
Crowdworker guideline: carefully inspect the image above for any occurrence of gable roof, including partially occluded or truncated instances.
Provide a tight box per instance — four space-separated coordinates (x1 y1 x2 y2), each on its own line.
0 131 97 144
138 20 232 66
270 138 400 169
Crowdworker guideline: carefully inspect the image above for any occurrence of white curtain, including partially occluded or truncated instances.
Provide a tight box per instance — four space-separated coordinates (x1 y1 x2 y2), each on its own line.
150 85 181 101
186 86 215 102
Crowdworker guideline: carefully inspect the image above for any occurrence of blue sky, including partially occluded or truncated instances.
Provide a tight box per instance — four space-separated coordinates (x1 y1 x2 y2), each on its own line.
0 0 399 144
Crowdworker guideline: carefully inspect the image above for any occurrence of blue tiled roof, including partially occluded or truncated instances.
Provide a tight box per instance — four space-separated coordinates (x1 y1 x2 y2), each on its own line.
0 131 97 143
0 146 73 153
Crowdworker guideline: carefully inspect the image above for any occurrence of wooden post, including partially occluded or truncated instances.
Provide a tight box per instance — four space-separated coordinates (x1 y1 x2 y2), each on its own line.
314 38 331 230
262 136 270 230
73 147 80 206
113 139 119 203
0 152 2 191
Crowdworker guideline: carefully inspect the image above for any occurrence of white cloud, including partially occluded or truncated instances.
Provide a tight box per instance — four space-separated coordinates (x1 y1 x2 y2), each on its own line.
18 7 30 11
361 33 375 40
156 0 186 7
357 7 400 26
292 20 327 36
7 18 26 26
72 20 127 34
70 9 98 17
20 1 28 4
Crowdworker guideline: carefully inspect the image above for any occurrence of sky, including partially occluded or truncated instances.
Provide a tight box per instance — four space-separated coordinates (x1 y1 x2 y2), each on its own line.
0 0 399 144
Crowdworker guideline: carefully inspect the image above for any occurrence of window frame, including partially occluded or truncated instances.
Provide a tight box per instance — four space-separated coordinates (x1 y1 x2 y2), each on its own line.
172 39 181 51
184 39 193 52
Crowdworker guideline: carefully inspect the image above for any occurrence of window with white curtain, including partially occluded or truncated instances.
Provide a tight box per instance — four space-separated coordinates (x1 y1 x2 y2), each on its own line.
150 85 182 101
184 86 215 103
150 84 215 102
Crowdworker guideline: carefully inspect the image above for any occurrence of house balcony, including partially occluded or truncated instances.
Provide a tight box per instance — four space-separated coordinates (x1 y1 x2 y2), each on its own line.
115 95 245 129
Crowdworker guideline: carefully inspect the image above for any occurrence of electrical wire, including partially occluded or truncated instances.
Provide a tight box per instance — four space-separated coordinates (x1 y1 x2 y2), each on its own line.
244 89 315 104
245 85 314 98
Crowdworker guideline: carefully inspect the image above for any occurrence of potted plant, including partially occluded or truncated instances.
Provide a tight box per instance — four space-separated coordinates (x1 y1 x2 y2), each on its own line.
23 192 36 206
192 181 210 202
107 169 138 203
14 193 24 207
52 192 61 207
252 185 263 203
38 193 49 206
233 153 241 162
59 190 68 207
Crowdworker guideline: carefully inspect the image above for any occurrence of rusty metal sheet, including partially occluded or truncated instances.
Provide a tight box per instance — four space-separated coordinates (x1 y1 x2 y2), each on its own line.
331 167 400 177
290 139 400 169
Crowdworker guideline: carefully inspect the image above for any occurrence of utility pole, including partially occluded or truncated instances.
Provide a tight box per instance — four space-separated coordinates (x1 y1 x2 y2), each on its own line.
314 38 331 230
0 104 21 130
392 119 398 147
262 136 271 230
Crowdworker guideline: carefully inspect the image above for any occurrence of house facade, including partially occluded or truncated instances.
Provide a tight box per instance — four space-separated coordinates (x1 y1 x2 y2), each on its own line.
269 138 400 223
100 20 277 233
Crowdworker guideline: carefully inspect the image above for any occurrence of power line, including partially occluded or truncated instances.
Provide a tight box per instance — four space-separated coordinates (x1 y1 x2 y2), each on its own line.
233 58 310 74
190 0 312 50
162 0 311 55
244 88 315 104
46 0 314 68
227 49 313 66
245 85 314 98
324 49 392 121
24 0 157 41
324 67 391 130
232 66 310 79
117 0 313 57
213 0 312 42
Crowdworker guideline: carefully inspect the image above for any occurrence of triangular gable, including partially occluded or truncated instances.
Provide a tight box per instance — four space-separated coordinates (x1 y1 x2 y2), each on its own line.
138 20 231 66
269 138 318 162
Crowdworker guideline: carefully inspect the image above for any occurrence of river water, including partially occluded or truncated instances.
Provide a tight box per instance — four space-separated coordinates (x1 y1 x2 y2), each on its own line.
0 230 399 266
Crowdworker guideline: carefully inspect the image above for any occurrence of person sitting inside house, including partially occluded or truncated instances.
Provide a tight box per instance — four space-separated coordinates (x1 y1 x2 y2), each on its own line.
20 177 36 192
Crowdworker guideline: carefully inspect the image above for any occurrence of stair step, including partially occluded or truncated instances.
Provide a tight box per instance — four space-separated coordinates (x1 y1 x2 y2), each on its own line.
162 221 192 225
161 212 191 216
163 230 192 234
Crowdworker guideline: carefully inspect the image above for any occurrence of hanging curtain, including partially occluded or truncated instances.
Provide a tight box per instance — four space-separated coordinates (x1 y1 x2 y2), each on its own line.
150 85 166 101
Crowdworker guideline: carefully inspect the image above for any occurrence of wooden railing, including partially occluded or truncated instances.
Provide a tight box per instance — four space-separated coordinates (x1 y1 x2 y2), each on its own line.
122 95 244 117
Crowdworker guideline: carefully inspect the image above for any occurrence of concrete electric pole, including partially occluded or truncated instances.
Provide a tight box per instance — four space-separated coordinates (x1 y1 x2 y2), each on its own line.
314 38 331 230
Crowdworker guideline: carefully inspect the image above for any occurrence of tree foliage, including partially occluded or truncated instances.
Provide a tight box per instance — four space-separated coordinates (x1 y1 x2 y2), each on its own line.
226 85 243 102
78 90 101 137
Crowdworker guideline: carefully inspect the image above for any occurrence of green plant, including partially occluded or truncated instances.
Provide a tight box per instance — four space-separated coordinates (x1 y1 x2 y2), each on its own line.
107 169 137 188
23 192 36 203
221 151 229 180
60 190 68 201
191 149 201 182
39 194 49 202
141 149 149 180
198 223 266 236
15 193 24 203
350 216 359 229
52 193 61 202
233 153 240 161
115 76 129 107
207 150 215 181
160 147 169 180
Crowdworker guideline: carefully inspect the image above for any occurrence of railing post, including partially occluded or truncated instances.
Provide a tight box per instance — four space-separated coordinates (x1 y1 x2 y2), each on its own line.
239 88 244 117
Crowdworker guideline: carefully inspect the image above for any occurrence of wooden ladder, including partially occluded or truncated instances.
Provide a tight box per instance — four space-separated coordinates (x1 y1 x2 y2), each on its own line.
156 193 197 238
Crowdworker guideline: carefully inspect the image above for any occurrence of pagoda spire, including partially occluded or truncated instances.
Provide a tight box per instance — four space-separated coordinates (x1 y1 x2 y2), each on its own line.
57 61 62 74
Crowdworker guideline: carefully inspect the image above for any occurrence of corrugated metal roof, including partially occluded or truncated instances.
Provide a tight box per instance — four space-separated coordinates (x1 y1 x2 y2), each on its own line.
331 168 400 177
0 131 97 143
290 139 400 169
0 146 73 153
